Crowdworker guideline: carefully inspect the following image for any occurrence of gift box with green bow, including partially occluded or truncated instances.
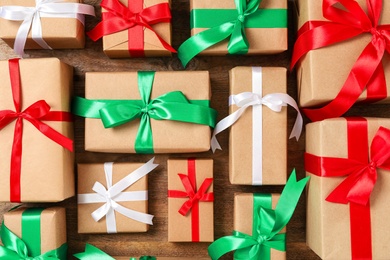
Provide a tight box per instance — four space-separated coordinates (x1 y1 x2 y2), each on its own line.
0 207 68 259
178 0 287 67
72 71 217 154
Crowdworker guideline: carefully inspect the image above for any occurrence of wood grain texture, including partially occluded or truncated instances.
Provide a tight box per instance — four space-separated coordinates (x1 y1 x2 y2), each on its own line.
5 0 388 259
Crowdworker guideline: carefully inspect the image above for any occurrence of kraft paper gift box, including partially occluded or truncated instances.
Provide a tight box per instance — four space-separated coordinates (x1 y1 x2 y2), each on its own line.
0 0 94 54
305 117 390 259
230 67 287 185
74 71 216 153
293 0 390 111
167 158 214 242
1 207 67 259
78 159 158 233
0 58 74 202
96 0 173 58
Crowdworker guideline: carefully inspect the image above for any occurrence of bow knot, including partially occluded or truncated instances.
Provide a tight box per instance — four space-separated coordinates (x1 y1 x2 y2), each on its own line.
256 234 268 245
237 14 245 23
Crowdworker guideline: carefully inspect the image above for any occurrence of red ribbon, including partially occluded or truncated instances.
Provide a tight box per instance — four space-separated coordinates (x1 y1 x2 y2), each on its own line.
0 59 73 202
167 158 214 242
291 0 390 122
304 118 390 259
87 0 176 56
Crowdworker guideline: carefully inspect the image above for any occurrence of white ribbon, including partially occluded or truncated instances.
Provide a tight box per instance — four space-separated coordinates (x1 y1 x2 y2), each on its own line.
78 158 158 233
210 67 303 184
0 0 95 56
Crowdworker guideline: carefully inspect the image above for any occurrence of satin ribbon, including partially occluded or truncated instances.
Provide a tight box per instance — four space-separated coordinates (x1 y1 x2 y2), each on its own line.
78 158 158 233
74 244 157 260
208 170 309 260
211 67 302 185
167 158 214 242
178 0 287 67
0 208 68 259
87 0 176 56
0 0 95 56
0 58 73 202
305 118 379 259
291 0 390 122
72 71 217 154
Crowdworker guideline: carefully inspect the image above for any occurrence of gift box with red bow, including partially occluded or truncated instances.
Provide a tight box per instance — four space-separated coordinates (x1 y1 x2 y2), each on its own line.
305 117 390 259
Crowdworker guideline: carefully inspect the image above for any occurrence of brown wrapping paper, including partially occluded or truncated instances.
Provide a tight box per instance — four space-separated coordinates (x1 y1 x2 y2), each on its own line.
168 158 214 242
102 0 172 58
78 162 149 233
3 207 67 255
229 67 287 185
190 0 287 55
0 58 74 202
234 193 285 260
0 0 85 50
296 0 390 107
306 118 390 259
84 71 211 153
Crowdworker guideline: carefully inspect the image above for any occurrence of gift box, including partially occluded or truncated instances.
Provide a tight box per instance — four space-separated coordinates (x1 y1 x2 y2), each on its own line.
167 158 214 242
0 58 74 202
292 0 390 121
305 117 390 259
178 0 287 66
229 67 287 185
73 71 216 153
87 0 173 58
77 158 158 233
0 0 94 55
1 207 67 259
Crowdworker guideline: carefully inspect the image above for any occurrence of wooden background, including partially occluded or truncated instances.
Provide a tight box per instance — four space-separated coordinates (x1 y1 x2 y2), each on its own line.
3 0 385 259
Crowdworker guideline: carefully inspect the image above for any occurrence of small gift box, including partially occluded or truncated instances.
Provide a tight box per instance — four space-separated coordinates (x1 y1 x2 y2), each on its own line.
0 0 95 56
87 0 174 58
211 66 302 185
0 58 74 202
77 158 158 233
208 171 308 259
0 207 67 259
292 0 390 121
305 117 390 259
73 71 217 153
167 158 214 242
178 0 287 66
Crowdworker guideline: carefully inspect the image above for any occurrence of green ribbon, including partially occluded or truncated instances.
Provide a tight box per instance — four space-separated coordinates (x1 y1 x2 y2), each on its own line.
178 0 287 67
0 208 68 260
208 170 309 260
74 244 156 260
72 71 217 154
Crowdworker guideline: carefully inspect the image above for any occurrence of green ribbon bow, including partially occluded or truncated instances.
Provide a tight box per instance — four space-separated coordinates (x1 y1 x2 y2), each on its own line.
178 0 287 67
0 208 68 260
208 170 309 260
74 244 156 260
72 71 217 154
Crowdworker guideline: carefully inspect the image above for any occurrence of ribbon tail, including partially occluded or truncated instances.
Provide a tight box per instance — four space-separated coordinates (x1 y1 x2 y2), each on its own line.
208 235 257 260
31 13 51 50
74 244 114 260
113 201 154 225
14 15 33 56
0 222 28 259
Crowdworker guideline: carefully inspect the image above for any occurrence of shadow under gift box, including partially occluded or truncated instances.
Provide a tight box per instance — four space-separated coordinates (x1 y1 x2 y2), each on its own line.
84 71 213 153
0 0 86 50
0 58 74 202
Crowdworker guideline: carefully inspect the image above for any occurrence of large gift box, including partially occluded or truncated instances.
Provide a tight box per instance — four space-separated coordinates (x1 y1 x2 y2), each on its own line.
178 0 287 66
73 71 216 153
0 0 94 55
292 0 390 121
167 158 214 242
87 0 174 58
77 158 158 233
0 207 67 259
0 58 74 202
305 117 390 259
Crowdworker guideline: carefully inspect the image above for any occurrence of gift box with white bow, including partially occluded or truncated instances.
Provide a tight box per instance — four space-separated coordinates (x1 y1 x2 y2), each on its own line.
77 158 158 234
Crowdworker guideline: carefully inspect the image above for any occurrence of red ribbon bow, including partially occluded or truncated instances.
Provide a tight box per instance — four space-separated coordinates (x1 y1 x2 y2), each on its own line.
0 59 73 202
87 0 176 56
291 0 390 122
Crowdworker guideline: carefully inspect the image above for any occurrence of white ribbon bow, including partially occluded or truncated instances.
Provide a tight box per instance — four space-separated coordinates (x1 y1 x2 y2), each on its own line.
0 0 95 56
211 92 303 152
78 158 158 233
